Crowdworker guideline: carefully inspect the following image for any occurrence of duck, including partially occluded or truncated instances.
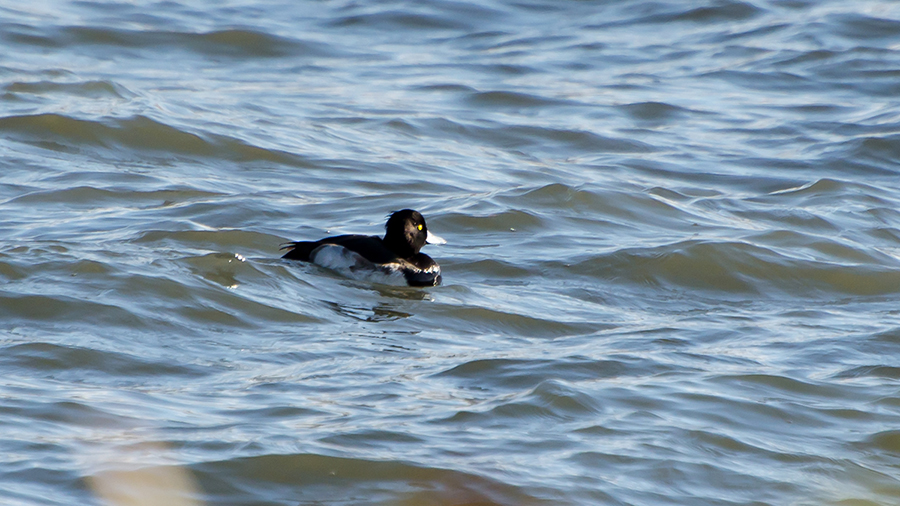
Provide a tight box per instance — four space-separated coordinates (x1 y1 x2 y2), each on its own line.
281 209 445 287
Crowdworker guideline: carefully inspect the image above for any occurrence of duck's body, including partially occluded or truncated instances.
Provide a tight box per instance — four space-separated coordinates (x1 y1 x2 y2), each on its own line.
281 210 444 287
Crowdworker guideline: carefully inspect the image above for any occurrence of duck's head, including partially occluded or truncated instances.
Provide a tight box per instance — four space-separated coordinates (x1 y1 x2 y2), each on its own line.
383 209 445 258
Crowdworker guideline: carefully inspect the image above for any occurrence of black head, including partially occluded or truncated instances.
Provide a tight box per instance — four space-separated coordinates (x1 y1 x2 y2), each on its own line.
383 209 429 258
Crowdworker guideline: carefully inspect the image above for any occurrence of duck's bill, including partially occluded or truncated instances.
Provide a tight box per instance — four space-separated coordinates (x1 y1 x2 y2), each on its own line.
426 231 447 245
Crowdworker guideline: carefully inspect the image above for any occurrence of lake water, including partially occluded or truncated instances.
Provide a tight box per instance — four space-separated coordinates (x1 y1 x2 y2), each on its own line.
2 1 900 505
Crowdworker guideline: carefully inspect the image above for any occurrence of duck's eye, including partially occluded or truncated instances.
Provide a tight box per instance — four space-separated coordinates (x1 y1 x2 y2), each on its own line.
417 224 423 231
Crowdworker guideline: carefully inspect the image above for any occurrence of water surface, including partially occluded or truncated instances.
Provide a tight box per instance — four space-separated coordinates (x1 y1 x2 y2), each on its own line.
2 1 900 505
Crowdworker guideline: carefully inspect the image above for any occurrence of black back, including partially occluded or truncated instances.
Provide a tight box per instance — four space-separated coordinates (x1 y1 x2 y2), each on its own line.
281 209 432 263
281 234 396 263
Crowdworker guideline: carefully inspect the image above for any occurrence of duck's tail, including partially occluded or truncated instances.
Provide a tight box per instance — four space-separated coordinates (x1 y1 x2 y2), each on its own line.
280 241 317 261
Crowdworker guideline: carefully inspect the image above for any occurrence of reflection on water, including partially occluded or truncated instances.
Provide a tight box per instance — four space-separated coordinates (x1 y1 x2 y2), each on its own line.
88 443 203 506
324 300 415 322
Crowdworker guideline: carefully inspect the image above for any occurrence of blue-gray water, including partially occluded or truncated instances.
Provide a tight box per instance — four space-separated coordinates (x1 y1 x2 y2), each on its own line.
3 1 900 505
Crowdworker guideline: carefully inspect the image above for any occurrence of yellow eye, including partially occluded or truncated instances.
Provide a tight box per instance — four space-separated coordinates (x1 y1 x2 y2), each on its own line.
417 224 423 231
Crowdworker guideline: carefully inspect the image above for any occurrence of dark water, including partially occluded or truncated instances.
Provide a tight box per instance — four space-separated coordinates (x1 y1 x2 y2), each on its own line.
3 1 900 505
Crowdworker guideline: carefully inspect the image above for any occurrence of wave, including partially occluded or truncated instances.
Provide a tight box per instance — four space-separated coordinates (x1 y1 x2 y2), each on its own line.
436 357 634 389
191 452 544 505
0 113 311 165
566 239 900 296
1 342 204 379
452 180 900 297
3 79 128 99
3 25 336 59
422 117 655 153
0 292 146 326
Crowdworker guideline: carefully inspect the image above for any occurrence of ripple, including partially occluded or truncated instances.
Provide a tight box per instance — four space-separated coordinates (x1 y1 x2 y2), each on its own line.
440 209 544 233
703 69 816 92
8 186 221 207
566 239 900 296
594 0 763 28
466 90 573 109
319 429 425 449
851 134 900 167
0 342 204 379
673 1 763 23
864 430 900 453
436 357 632 389
714 373 849 399
3 25 336 58
346 14 468 32
135 229 279 253
832 365 900 380
503 183 701 227
832 13 900 41
3 79 128 99
465 258 532 278
0 113 311 166
617 101 692 122
191 453 544 506
422 118 654 153
767 177 866 198
0 257 26 281
430 305 600 338
1 293 144 326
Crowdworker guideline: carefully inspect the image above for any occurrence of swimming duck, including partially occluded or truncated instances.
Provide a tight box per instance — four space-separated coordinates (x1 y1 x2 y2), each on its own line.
281 209 445 286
